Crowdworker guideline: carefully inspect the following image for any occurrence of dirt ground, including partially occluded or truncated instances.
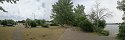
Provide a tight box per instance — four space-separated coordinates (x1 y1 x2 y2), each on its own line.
0 24 117 40
58 28 117 40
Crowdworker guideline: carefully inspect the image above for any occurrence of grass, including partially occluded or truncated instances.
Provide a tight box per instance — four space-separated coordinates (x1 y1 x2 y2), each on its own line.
0 27 16 40
0 26 65 40
22 26 65 40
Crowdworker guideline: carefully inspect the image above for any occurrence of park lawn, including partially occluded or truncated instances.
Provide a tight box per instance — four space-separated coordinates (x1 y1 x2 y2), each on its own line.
0 27 16 40
23 26 65 40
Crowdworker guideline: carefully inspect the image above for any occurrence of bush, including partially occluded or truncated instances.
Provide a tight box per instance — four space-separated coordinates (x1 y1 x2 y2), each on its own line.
117 22 125 40
93 20 106 29
35 19 46 26
42 24 49 28
26 18 32 26
1 20 7 26
78 19 94 32
50 21 58 26
100 30 109 36
30 21 37 27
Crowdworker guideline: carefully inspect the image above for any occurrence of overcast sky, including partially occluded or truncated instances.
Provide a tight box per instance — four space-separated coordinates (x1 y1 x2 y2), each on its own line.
0 0 123 23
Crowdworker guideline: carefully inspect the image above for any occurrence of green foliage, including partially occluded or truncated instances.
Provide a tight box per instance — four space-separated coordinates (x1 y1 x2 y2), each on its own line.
117 22 125 40
25 18 37 27
74 4 86 17
100 30 109 36
50 20 59 26
93 20 106 29
93 20 108 36
30 21 37 27
73 4 94 32
1 20 7 26
0 20 2 24
117 0 125 11
50 23 58 26
78 19 94 32
42 24 49 28
73 4 86 26
52 0 75 26
117 0 125 39
25 19 49 28
26 18 32 26
0 19 16 26
35 19 46 26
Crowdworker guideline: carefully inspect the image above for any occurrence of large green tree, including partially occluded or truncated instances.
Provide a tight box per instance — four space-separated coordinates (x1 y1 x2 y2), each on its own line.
74 5 94 32
73 4 86 26
0 0 19 12
51 0 74 27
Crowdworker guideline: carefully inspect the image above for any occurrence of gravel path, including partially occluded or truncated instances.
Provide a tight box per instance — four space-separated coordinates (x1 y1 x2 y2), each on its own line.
58 28 117 40
13 24 24 40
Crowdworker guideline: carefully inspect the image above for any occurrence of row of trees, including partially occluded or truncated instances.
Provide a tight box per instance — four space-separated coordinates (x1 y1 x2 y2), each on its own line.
25 18 49 28
51 0 109 35
0 19 16 26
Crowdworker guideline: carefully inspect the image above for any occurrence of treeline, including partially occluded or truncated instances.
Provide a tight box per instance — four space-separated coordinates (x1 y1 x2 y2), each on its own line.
25 18 49 28
17 18 58 28
0 19 16 26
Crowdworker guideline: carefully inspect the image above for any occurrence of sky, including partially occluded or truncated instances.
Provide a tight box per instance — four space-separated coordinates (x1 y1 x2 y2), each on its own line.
0 0 124 23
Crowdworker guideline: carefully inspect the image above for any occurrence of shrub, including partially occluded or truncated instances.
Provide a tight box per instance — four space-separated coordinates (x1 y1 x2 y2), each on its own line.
100 30 109 36
26 18 32 26
35 19 46 26
93 20 106 29
78 19 94 32
30 21 37 27
50 21 58 26
1 20 7 26
42 24 49 28
117 22 125 40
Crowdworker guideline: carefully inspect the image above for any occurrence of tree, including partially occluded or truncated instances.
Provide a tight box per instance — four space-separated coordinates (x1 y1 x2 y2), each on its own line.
117 0 125 21
1 19 16 26
73 4 94 32
88 2 111 35
89 2 112 21
73 4 86 26
89 2 112 29
0 0 19 12
117 0 125 40
51 0 74 27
